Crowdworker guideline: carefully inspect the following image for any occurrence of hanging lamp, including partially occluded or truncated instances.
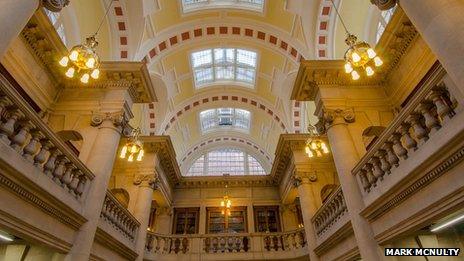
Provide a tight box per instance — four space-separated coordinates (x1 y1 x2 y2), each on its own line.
120 128 145 162
305 125 329 158
329 0 383 80
58 0 115 84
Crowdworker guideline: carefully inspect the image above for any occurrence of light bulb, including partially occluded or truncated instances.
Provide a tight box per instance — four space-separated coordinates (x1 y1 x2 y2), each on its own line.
307 150 314 158
311 142 317 150
344 62 353 74
374 56 383 67
221 201 225 207
85 57 96 68
221 210 225 215
65 67 75 78
136 149 144 161
59 56 69 67
91 69 100 79
128 154 134 162
316 150 322 157
366 66 375 76
131 145 138 153
120 146 127 158
305 146 310 154
352 52 361 63
367 48 376 59
69 50 79 61
80 73 90 84
351 70 360 80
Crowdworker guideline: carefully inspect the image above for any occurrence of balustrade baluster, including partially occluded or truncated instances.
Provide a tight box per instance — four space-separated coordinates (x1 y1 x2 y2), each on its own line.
52 156 67 183
400 123 418 151
23 129 41 162
430 90 452 121
419 102 441 132
370 157 385 181
409 114 428 142
0 109 22 144
391 133 408 159
10 120 33 152
61 162 75 188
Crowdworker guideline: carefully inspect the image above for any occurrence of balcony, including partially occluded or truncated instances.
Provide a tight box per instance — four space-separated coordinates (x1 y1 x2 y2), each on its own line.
145 229 307 260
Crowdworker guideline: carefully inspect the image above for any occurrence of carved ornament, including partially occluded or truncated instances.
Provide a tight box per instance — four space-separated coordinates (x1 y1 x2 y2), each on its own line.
91 110 128 128
42 0 70 12
370 0 397 11
133 173 159 189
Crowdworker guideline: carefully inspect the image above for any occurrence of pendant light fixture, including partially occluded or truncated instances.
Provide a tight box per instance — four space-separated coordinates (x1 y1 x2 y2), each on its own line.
305 125 329 158
220 174 232 216
120 127 145 162
329 0 383 80
58 0 115 84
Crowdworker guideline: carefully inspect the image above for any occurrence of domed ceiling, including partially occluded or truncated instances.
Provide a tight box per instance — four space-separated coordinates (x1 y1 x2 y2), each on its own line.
59 0 379 175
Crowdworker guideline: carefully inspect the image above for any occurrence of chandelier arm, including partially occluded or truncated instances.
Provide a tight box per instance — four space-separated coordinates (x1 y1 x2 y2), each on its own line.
329 0 350 35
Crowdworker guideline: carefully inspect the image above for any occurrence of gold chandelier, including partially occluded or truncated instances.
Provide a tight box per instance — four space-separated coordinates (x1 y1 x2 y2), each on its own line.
330 0 383 80
59 36 100 83
221 176 232 216
305 125 329 158
58 0 115 84
120 128 145 162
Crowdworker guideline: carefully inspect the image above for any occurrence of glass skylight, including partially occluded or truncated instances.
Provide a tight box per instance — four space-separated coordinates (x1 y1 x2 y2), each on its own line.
44 9 67 45
191 48 257 88
186 148 267 176
182 0 264 13
199 108 250 133
376 7 396 43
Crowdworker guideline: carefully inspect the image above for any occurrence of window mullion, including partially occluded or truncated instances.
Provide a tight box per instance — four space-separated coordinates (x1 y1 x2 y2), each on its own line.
244 152 249 175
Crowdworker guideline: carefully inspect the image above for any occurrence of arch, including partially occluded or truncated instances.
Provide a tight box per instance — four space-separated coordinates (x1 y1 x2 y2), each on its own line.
135 20 309 64
362 126 386 150
160 92 290 134
179 135 273 174
56 130 83 141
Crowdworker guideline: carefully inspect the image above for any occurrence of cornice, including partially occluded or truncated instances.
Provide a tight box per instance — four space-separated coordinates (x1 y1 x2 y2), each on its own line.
142 136 182 186
270 134 309 184
175 175 276 189
20 10 156 103
291 7 418 101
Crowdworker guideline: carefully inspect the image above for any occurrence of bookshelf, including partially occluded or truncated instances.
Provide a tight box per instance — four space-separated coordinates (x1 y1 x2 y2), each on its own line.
173 207 199 234
254 206 281 232
206 207 247 233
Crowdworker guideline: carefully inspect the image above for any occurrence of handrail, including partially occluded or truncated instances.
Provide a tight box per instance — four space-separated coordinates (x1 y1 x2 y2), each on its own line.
0 73 94 199
101 190 141 241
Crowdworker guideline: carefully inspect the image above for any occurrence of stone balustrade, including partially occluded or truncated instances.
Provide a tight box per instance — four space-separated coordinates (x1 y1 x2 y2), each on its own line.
352 75 458 193
145 229 306 258
100 191 140 241
311 187 347 237
0 74 94 199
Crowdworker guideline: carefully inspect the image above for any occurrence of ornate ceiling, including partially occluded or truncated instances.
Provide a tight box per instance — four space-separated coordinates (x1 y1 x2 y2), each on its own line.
60 0 377 175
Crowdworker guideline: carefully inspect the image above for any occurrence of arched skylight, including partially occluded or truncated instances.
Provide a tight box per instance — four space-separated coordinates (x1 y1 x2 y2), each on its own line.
200 108 250 133
44 9 67 45
182 0 264 13
186 148 267 176
376 7 396 43
191 48 257 88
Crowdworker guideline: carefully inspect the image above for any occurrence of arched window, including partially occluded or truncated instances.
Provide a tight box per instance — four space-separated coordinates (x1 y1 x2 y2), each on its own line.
376 7 396 43
186 148 266 176
191 48 258 88
182 0 264 13
199 108 251 133
44 9 67 45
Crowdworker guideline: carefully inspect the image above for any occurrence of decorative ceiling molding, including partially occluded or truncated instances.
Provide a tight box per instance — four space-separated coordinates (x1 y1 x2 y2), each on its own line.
315 0 340 59
160 93 290 134
176 175 276 189
137 23 307 66
107 0 131 60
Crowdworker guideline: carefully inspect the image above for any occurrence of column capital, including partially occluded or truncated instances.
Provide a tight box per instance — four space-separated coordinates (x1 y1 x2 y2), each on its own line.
41 0 70 12
91 110 129 129
292 171 318 188
133 172 159 189
318 108 355 132
370 0 397 11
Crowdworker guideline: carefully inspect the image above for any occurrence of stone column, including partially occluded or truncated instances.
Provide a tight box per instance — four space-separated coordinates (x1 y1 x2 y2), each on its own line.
293 173 320 261
322 108 384 261
372 0 464 93
247 203 255 233
132 173 158 261
154 207 172 234
0 0 70 58
65 111 126 261
199 204 206 234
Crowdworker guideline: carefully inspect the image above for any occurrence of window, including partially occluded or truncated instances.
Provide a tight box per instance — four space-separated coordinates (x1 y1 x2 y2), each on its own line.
182 0 264 13
186 148 267 176
191 48 257 88
44 9 67 45
199 108 250 132
376 7 396 43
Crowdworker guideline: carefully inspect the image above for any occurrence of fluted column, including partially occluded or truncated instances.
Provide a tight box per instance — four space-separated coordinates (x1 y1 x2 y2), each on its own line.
65 111 127 261
322 108 384 261
133 173 158 261
293 173 319 261
372 0 464 94
0 0 70 58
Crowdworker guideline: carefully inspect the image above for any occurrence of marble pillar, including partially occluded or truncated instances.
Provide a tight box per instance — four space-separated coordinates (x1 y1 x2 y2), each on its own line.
373 0 464 94
65 112 126 261
294 174 320 261
132 173 158 261
199 204 206 234
323 108 384 261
